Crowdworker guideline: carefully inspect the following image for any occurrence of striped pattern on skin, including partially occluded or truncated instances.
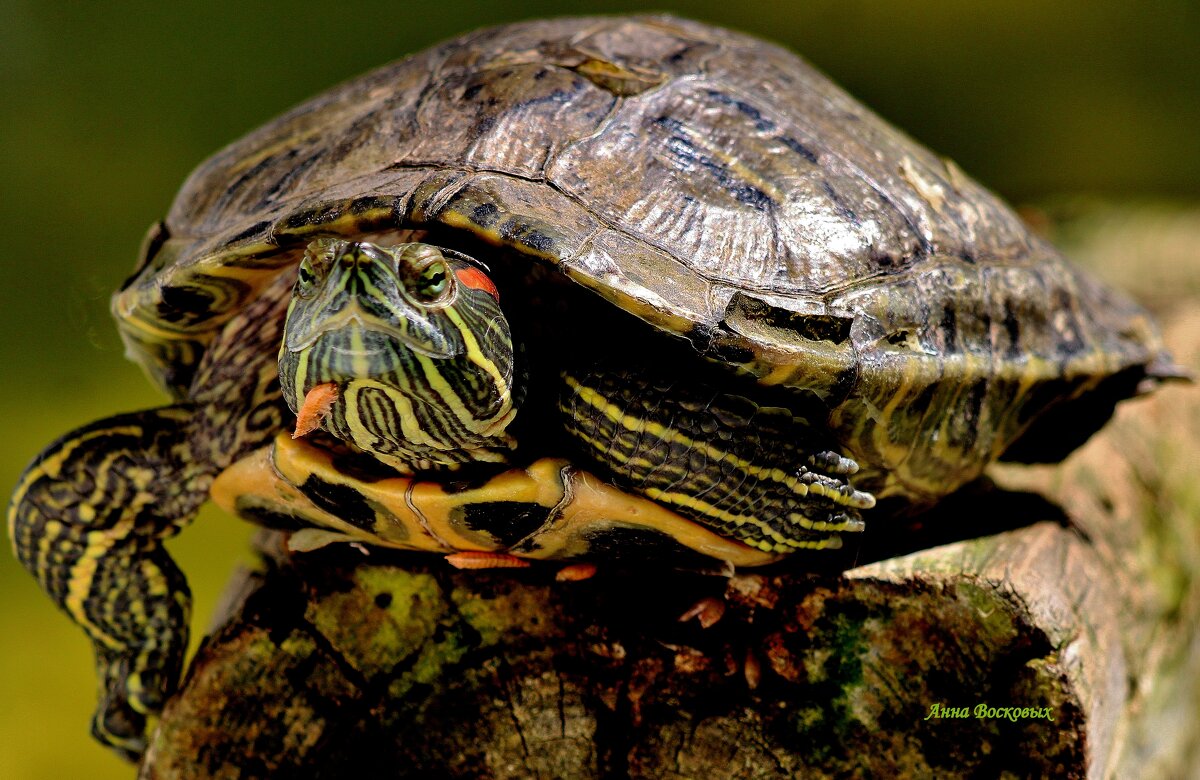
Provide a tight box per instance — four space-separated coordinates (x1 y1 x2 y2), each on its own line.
279 241 519 472
8 410 196 756
7 272 292 757
558 368 875 553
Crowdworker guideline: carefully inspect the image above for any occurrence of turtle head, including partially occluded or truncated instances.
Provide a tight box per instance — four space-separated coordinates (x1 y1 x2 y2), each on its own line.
278 238 518 470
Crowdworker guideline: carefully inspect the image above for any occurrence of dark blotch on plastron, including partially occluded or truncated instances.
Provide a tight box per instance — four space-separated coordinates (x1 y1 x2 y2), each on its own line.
298 475 377 530
577 524 719 569
450 501 550 548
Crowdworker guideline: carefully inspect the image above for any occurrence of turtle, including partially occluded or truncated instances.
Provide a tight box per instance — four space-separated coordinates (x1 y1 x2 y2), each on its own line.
7 14 1181 758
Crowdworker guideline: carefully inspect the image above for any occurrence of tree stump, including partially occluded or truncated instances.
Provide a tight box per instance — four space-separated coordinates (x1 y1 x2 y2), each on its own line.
139 210 1200 779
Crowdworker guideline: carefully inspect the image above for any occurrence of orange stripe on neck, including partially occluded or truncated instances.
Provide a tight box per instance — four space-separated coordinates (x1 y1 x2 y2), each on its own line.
455 267 499 300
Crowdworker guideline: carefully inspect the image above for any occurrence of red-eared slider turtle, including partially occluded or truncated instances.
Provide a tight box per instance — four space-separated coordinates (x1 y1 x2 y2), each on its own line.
7 15 1180 757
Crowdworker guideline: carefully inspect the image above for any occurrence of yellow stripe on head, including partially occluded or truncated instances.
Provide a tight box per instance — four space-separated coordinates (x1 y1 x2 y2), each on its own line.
278 240 520 471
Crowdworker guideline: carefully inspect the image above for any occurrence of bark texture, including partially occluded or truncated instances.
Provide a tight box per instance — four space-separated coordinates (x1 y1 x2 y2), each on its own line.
140 208 1200 779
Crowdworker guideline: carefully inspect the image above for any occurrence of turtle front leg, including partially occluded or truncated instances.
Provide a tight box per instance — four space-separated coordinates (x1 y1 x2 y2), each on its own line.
8 407 208 759
559 366 876 553
88 542 190 757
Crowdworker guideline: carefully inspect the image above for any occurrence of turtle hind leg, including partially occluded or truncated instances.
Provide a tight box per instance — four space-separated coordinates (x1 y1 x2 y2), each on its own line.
8 406 208 757
558 367 875 553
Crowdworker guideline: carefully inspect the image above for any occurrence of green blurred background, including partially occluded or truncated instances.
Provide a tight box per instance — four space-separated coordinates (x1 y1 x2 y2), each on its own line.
1 1 1197 776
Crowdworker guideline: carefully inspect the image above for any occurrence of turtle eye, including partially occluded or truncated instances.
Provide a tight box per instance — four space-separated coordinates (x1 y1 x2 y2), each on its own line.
414 261 449 302
297 258 318 298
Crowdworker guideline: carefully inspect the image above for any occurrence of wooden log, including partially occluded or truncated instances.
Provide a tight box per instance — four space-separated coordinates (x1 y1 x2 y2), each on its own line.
139 212 1200 779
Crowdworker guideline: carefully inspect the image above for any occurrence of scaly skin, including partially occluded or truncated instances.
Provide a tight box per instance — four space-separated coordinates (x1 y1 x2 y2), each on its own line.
559 366 874 552
278 240 873 554
7 274 291 758
278 240 519 473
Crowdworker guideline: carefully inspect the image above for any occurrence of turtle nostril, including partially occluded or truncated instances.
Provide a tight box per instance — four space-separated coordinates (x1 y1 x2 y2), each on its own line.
338 242 385 269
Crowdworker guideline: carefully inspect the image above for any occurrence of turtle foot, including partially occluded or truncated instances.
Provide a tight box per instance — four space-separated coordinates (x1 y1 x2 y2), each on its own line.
92 656 149 761
90 640 184 760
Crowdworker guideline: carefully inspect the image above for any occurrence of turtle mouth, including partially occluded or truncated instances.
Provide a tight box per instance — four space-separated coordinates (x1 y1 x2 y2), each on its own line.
287 308 457 361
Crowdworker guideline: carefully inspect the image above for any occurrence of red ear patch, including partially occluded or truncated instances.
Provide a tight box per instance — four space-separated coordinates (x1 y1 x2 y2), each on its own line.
455 267 499 300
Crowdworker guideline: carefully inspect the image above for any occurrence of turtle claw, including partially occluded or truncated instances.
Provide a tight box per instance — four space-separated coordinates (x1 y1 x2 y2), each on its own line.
807 450 860 476
799 454 876 511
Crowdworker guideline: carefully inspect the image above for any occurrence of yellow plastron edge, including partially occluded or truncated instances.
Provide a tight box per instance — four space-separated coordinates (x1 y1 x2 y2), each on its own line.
211 433 780 568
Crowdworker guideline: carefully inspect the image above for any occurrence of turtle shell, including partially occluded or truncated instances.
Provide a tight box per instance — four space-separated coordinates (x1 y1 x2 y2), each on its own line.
113 14 1169 502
